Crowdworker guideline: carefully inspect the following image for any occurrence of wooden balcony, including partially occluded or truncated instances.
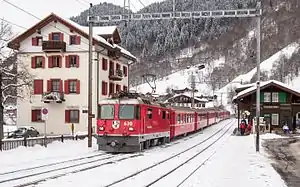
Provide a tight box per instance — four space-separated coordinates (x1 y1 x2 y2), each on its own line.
42 41 66 52
42 91 65 103
109 69 123 81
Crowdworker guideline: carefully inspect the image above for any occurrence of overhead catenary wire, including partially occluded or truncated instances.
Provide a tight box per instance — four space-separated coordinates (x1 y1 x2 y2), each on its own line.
2 0 95 52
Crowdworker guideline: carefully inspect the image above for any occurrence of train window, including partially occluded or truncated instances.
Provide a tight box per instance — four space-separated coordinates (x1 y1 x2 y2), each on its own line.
135 105 140 119
147 108 152 119
162 111 166 119
177 114 180 123
99 105 114 119
119 105 135 119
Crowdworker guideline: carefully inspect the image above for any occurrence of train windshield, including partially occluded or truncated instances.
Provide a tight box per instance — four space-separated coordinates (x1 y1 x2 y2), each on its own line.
119 105 135 119
99 105 114 119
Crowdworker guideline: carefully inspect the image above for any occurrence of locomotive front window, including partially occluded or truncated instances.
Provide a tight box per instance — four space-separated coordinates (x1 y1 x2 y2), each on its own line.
99 105 114 119
119 105 135 119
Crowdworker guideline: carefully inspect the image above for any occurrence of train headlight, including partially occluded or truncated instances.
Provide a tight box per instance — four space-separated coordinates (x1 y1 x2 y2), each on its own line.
128 127 134 131
99 126 105 131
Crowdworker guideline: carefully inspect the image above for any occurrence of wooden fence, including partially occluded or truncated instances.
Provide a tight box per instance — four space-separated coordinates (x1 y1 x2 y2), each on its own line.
0 134 88 151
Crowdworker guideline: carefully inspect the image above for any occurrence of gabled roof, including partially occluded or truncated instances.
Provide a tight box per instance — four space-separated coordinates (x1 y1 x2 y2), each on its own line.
7 13 135 61
233 80 300 102
165 93 209 103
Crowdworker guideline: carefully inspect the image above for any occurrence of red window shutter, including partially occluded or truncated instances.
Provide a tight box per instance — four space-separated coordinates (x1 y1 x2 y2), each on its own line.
34 80 43 94
64 80 69 94
47 80 51 92
105 82 108 95
76 36 81 44
59 80 63 92
76 55 80 68
76 80 80 94
42 57 45 68
48 33 53 40
48 56 53 68
59 33 64 41
32 37 37 46
77 110 80 123
59 56 62 68
31 57 36 68
65 56 70 68
31 110 37 122
123 86 127 91
102 58 107 70
65 110 70 123
102 81 106 95
123 66 128 76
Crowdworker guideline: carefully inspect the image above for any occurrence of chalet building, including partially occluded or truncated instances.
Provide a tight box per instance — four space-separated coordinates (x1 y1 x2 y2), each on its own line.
165 93 208 108
7 13 136 135
233 80 300 131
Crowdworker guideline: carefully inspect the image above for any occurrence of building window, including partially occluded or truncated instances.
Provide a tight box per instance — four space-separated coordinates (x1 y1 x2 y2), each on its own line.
69 80 77 93
65 110 80 123
123 66 127 77
271 113 279 126
32 109 42 122
70 56 77 67
272 92 279 102
70 35 76 45
36 57 43 68
32 56 44 68
37 37 43 46
116 84 121 93
109 82 114 95
52 33 61 41
52 80 60 92
264 92 271 102
123 86 128 91
52 56 60 67
69 35 80 45
102 81 108 95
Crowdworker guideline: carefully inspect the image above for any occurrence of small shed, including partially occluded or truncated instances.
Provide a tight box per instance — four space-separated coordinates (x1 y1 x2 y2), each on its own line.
233 80 300 131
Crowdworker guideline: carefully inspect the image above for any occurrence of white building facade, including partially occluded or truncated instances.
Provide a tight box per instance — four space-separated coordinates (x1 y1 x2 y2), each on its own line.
8 13 136 135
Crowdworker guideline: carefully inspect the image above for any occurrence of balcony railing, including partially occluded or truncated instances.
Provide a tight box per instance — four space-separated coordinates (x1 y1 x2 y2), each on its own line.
109 69 123 81
42 41 66 52
42 91 65 103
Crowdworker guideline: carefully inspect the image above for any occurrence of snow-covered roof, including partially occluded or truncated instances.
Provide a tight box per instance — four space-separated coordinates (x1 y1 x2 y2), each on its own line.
166 92 209 103
233 80 300 101
93 26 117 35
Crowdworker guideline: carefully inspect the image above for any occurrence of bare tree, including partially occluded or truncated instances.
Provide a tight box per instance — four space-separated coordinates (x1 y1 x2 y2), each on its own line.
0 20 34 140
0 20 34 105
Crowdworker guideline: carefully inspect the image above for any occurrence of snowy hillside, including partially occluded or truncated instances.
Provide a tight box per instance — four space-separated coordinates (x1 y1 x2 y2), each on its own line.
134 40 300 114
134 57 225 95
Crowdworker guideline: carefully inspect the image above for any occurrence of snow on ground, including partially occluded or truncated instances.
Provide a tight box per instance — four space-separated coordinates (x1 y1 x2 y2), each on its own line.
0 137 99 173
181 133 287 187
3 118 284 187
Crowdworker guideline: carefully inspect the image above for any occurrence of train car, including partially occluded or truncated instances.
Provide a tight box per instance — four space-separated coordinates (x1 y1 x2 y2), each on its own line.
97 92 171 152
169 107 195 139
96 91 231 153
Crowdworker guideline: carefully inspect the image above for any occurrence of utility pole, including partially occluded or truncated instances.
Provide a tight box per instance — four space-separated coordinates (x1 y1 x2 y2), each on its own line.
88 3 93 148
191 71 195 108
256 1 262 153
0 71 3 151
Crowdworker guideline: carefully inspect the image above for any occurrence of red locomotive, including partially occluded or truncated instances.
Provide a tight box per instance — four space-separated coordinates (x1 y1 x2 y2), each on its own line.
96 92 230 153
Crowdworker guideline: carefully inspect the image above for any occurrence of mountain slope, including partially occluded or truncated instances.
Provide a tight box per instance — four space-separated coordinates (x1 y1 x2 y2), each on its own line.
71 0 300 91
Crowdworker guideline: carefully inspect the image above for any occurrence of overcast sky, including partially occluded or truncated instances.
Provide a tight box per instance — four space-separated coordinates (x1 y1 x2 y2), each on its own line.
0 0 164 34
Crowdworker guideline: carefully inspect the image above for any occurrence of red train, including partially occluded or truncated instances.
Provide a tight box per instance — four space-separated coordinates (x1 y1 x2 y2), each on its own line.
96 92 230 153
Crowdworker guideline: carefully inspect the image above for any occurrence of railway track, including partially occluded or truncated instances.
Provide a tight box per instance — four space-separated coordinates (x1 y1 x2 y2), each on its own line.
104 119 235 187
1 118 233 187
0 152 143 187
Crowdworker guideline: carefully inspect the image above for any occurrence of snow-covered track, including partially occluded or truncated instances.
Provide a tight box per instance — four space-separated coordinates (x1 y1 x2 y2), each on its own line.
0 153 143 187
104 119 235 187
0 152 108 176
144 123 234 187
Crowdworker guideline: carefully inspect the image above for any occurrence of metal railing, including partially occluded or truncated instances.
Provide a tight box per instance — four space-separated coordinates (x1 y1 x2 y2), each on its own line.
0 134 88 151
